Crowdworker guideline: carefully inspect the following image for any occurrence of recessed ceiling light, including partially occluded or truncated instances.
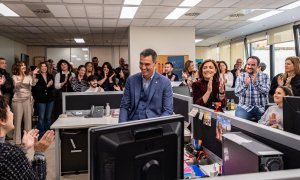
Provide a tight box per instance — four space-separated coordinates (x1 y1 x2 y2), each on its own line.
120 6 138 19
74 38 85 43
179 0 202 7
195 39 203 43
279 1 300 10
165 8 190 20
124 0 142 5
0 3 19 17
248 10 283 21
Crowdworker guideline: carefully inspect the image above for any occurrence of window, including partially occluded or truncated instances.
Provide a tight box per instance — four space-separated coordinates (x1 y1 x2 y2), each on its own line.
273 41 295 76
251 40 270 76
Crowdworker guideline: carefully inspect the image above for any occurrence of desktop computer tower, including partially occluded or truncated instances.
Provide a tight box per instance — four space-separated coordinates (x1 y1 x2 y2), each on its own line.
222 132 283 175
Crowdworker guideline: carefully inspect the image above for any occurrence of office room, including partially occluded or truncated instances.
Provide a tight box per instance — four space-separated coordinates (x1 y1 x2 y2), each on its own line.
1 0 300 179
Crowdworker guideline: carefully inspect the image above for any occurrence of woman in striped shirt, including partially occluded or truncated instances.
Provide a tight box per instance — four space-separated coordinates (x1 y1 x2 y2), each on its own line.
71 65 88 92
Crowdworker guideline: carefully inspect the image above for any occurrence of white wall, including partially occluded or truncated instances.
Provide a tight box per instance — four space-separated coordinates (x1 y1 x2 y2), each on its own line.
0 36 27 73
27 46 46 65
129 26 195 74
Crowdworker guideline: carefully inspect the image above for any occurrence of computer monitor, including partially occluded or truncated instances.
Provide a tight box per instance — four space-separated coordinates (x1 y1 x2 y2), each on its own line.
88 115 184 180
173 93 192 122
172 86 191 97
283 96 300 135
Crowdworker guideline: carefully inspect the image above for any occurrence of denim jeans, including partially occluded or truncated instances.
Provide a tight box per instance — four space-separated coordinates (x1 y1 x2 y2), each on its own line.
235 106 262 122
37 101 54 137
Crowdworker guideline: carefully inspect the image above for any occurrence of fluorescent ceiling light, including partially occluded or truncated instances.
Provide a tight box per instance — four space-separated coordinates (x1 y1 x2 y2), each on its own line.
82 48 89 51
124 0 142 5
0 3 19 17
179 0 202 7
195 39 203 43
165 8 190 20
248 10 283 21
74 38 85 43
279 1 300 10
120 6 138 19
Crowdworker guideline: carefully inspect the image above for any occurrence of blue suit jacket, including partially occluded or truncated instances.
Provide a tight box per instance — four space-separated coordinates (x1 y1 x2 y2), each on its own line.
119 72 173 122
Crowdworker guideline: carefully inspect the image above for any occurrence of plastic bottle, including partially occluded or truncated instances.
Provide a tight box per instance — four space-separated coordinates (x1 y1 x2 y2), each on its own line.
226 99 231 111
106 103 110 116
230 99 235 110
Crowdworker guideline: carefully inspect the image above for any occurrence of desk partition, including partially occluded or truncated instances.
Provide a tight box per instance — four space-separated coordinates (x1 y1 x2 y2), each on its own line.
192 104 300 170
62 91 123 113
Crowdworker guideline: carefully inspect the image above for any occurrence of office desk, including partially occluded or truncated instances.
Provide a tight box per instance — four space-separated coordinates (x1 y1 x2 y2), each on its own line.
51 116 118 179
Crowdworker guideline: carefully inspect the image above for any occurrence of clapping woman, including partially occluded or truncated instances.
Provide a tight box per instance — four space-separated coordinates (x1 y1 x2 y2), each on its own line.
192 59 226 109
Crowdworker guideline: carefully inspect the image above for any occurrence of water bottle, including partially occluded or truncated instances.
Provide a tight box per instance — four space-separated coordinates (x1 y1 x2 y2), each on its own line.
106 103 110 116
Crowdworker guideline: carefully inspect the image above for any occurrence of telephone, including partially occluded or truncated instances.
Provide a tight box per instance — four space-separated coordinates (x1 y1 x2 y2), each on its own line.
89 105 104 118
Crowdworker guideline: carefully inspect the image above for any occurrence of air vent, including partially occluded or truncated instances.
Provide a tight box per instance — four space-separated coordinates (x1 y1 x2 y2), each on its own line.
26 4 54 18
32 9 50 14
185 12 200 17
229 13 245 18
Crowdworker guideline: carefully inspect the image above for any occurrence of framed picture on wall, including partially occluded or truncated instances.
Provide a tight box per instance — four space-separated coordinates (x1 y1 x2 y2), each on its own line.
34 56 45 66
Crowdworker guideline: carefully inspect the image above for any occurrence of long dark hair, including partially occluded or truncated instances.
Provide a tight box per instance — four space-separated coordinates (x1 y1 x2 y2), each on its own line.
56 59 72 72
12 61 29 76
101 62 113 77
0 95 9 122
198 59 220 81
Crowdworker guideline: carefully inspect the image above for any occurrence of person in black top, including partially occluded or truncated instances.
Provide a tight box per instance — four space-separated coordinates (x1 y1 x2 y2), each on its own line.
0 95 55 180
97 62 115 91
32 62 55 137
270 56 300 96
0 57 14 105
162 62 179 81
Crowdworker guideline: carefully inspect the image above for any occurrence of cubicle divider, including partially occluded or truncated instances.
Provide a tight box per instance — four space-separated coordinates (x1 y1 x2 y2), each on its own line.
191 104 300 170
173 93 193 123
62 91 123 114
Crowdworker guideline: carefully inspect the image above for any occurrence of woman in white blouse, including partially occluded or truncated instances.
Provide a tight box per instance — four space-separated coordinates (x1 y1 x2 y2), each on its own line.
218 61 234 89
11 61 39 144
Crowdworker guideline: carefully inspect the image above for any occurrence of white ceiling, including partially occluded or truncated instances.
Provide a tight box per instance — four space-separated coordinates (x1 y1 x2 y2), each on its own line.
0 0 299 46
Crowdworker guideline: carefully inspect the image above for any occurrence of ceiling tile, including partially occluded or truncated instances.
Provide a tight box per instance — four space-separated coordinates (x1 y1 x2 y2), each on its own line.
151 7 173 19
83 0 103 3
51 27 67 33
171 20 189 26
184 20 200 26
135 7 156 19
58 18 75 26
67 5 87 17
90 28 102 33
161 0 182 6
64 27 79 33
78 27 91 34
74 18 89 26
196 8 223 19
89 19 103 27
42 18 61 26
104 6 121 18
103 19 117 27
47 5 70 17
102 27 115 33
159 19 175 26
0 17 16 26
103 0 123 4
142 0 163 5
11 27 30 33
8 18 32 26
117 19 132 27
131 19 146 26
38 27 54 33
25 18 47 26
6 4 36 17
85 6 103 18
23 0 42 2
214 0 241 7
144 19 161 26
42 0 62 2
63 0 83 3
24 27 43 33
196 0 222 7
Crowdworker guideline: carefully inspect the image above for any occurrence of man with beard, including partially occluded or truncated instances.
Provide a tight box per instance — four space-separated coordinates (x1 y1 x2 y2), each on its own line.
162 62 179 81
235 56 270 122
85 75 104 92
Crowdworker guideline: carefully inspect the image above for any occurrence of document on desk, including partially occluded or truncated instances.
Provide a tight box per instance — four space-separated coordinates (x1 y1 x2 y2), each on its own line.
199 163 220 176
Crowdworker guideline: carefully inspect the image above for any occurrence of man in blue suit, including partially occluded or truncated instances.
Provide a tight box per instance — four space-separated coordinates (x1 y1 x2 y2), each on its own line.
119 48 173 122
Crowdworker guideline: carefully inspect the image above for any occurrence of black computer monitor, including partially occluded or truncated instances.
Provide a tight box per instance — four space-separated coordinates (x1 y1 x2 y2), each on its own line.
173 93 192 122
283 96 300 135
88 115 184 180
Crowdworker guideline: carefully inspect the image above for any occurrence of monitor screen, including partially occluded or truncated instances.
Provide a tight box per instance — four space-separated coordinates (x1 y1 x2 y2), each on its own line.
88 115 184 180
63 92 123 112
173 93 192 122
172 86 191 97
283 96 300 135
